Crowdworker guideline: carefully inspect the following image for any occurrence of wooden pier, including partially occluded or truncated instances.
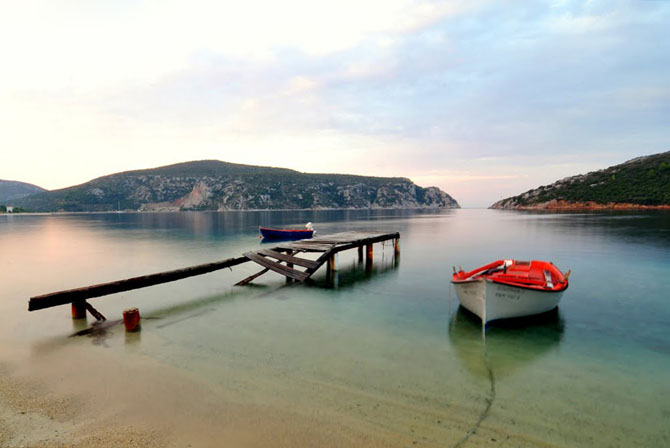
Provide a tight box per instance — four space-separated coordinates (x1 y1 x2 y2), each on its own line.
28 231 400 318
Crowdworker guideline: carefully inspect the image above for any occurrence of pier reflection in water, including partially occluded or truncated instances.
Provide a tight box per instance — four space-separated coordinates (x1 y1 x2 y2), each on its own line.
448 306 565 380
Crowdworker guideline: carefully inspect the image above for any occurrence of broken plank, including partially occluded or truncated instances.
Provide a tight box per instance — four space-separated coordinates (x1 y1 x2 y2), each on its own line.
257 249 321 270
243 252 310 281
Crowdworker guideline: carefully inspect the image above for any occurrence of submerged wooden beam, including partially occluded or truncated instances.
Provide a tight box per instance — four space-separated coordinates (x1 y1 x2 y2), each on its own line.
29 256 250 311
234 268 270 286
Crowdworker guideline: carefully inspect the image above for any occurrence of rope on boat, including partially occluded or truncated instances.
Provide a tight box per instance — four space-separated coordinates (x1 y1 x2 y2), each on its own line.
451 333 497 448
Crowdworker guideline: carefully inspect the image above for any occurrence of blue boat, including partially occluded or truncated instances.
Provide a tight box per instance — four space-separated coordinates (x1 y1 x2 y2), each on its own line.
259 222 315 241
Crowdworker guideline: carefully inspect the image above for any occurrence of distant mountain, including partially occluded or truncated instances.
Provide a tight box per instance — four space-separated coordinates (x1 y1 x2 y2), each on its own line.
15 160 460 212
0 179 47 203
490 151 670 210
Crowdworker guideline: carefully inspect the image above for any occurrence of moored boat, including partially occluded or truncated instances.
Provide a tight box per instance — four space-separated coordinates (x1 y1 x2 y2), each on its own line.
451 259 569 323
259 222 315 240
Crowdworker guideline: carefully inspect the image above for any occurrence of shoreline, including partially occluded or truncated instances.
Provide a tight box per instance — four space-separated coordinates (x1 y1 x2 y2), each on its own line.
490 200 670 211
0 206 461 217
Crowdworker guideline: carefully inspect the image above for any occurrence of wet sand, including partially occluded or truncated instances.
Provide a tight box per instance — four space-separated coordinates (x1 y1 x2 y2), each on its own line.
0 339 509 448
0 346 459 448
3 337 667 448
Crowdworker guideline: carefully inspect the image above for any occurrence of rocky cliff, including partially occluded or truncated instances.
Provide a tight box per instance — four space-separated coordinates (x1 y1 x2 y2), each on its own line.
16 160 460 212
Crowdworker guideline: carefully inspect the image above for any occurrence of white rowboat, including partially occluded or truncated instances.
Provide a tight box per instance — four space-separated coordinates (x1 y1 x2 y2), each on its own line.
451 259 569 324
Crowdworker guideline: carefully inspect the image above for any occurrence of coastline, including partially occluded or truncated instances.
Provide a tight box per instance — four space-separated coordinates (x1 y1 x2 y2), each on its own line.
490 200 670 211
0 205 461 217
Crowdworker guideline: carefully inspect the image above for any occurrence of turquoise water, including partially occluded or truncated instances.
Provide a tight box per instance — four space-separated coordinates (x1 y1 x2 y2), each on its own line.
1 209 669 446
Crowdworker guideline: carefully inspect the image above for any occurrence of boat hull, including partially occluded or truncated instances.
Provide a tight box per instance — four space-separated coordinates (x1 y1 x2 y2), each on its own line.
452 279 564 323
259 228 314 240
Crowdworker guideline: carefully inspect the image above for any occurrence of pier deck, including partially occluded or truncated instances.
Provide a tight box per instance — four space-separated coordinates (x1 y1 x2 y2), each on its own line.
243 231 399 282
28 231 400 315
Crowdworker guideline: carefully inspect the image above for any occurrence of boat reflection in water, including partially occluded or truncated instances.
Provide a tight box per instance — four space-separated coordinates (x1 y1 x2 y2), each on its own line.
448 306 565 380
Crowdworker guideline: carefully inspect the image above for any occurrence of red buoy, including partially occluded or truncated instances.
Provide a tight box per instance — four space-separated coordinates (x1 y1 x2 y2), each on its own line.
123 307 141 332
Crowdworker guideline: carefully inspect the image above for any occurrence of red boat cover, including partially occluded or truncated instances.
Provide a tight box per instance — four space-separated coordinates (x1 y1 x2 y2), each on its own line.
452 259 569 292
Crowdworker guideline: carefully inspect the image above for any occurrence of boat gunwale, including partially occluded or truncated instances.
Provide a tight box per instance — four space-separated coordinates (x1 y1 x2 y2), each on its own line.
259 227 314 233
450 278 482 284
451 259 569 292
486 277 569 293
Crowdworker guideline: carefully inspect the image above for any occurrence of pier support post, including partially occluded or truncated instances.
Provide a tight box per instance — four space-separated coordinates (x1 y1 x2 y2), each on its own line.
394 238 400 256
366 244 373 262
357 246 363 262
71 300 87 319
327 254 338 275
365 244 373 273
286 262 294 283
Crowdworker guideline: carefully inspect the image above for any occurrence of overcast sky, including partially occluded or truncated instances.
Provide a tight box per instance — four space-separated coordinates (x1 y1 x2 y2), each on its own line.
1 0 668 207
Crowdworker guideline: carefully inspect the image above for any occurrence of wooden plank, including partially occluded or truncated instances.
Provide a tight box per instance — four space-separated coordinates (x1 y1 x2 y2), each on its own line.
28 256 250 311
310 231 387 243
330 232 400 254
310 232 398 246
85 302 106 321
301 232 399 275
275 242 335 252
257 249 321 270
243 252 310 281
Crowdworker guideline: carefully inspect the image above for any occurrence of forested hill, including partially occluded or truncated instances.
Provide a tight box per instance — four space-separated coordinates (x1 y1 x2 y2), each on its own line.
15 160 460 212
0 179 46 203
490 151 670 210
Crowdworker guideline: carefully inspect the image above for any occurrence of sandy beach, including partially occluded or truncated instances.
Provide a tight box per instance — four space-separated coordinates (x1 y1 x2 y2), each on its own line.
0 340 591 448
0 343 460 448
0 334 508 448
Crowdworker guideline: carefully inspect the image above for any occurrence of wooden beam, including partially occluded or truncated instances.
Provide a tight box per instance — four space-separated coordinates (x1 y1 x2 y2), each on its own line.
29 256 250 311
234 268 270 286
275 242 335 252
331 232 400 255
243 252 310 281
256 249 320 269
85 302 106 321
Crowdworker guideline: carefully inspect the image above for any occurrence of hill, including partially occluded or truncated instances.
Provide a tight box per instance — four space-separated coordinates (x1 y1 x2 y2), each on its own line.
0 179 47 204
490 151 670 210
15 160 460 212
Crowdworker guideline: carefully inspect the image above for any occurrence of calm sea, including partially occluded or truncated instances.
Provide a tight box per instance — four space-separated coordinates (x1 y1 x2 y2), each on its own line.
1 209 669 446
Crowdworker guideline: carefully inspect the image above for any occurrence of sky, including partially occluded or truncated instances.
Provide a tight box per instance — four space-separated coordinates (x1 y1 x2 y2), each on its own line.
1 0 668 207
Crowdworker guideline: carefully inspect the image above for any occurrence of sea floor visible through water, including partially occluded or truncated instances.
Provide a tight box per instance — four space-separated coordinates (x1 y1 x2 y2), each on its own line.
1 209 669 447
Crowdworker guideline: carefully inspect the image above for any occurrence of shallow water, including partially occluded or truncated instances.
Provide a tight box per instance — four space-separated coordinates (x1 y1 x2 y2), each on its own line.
1 209 669 446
